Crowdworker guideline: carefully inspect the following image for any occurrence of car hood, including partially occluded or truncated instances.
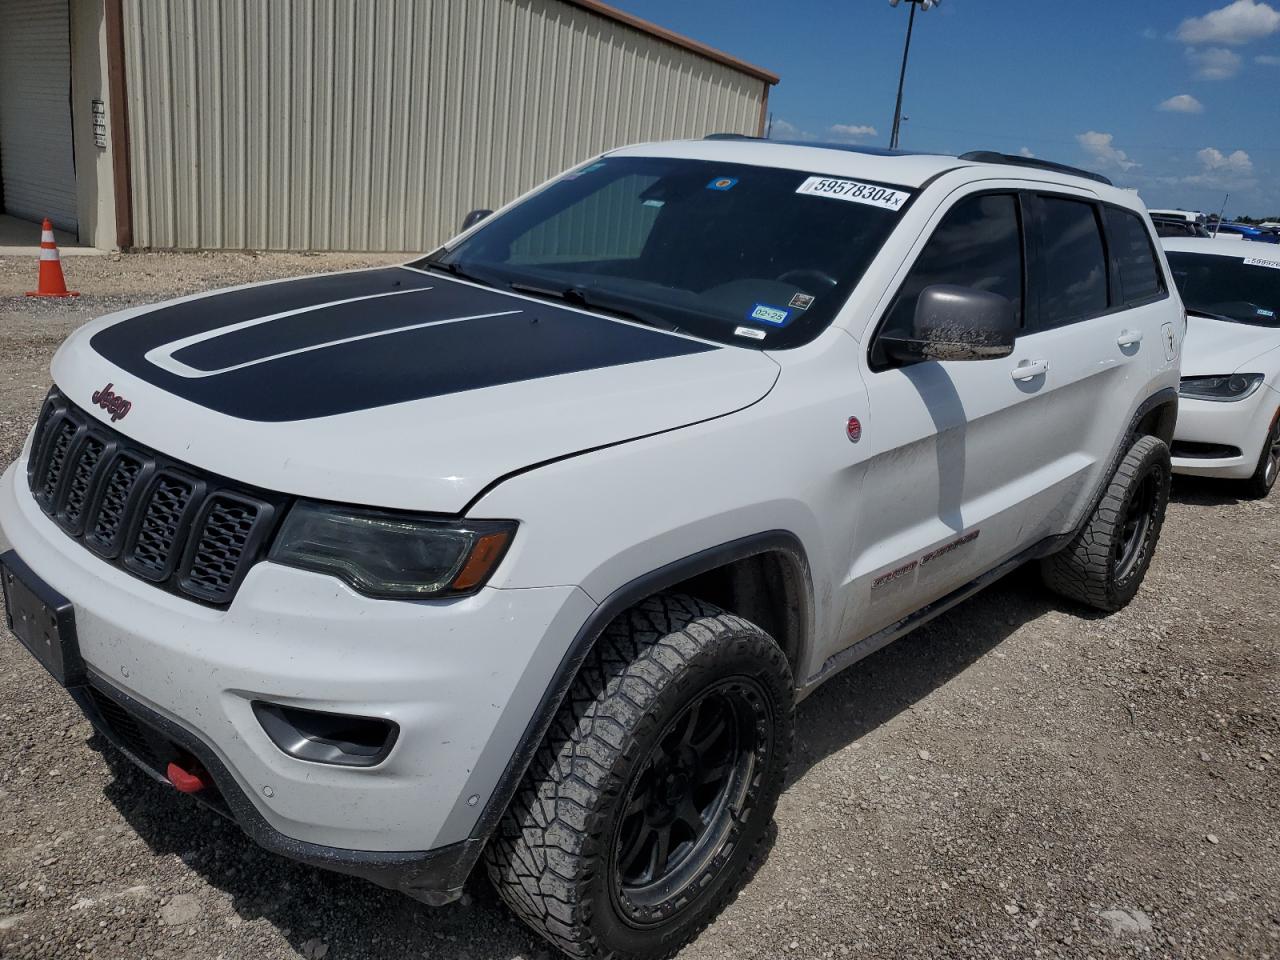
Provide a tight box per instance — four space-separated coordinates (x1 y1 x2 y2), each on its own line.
50 267 780 513
1182 314 1280 377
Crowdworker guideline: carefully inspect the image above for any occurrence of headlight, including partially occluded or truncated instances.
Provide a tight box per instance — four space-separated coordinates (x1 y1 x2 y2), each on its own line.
1178 373 1265 402
268 502 516 599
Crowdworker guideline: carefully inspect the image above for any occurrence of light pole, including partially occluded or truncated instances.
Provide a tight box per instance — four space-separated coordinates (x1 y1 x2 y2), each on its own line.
888 0 940 151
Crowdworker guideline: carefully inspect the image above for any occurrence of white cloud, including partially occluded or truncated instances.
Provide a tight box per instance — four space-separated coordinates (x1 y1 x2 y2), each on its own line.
1181 147 1257 187
1077 131 1139 172
828 123 878 140
1187 46 1244 78
1258 53 1280 62
1158 93 1205 113
1177 0 1280 44
1141 27 1160 40
1198 146 1254 174
1018 146 1035 158
768 118 802 140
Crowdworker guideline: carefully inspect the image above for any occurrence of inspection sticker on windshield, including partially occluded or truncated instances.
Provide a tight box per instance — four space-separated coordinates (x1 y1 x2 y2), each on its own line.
1244 257 1280 271
747 303 792 326
796 177 910 210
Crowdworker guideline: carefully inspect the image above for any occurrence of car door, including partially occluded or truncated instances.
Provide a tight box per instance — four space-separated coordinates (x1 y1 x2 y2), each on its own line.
1014 194 1173 536
845 188 1072 639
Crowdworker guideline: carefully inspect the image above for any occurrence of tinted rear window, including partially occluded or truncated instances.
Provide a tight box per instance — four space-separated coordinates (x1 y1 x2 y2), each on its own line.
1107 208 1164 304
1035 197 1108 328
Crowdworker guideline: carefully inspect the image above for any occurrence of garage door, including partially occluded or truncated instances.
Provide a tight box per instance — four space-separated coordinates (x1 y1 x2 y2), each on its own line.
0 0 77 232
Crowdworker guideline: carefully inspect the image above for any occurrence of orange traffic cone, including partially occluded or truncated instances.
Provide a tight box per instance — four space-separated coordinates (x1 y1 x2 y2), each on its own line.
26 219 79 297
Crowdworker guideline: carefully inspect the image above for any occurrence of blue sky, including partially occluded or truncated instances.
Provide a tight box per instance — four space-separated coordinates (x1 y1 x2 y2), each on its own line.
609 0 1280 218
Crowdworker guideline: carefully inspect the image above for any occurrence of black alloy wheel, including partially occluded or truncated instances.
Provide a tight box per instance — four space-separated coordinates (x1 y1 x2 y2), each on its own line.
611 679 766 925
1114 469 1159 581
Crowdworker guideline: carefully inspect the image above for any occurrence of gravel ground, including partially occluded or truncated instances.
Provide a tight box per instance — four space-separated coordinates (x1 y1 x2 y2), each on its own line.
1 252 1277 960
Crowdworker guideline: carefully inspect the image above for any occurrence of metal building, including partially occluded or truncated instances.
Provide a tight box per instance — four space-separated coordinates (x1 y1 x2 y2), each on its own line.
0 0 777 252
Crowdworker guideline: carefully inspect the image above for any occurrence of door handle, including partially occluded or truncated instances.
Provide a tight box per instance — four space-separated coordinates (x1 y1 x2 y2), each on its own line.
1117 329 1144 347
1011 359 1048 381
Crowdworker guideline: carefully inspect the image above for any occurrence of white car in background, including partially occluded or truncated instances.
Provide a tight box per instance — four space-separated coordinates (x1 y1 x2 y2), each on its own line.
1164 238 1280 497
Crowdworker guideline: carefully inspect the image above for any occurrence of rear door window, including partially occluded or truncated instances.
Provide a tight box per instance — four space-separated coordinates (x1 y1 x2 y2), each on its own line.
1107 208 1165 304
1032 196 1108 329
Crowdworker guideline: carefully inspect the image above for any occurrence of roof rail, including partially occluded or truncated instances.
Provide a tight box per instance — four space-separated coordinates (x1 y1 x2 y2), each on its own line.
959 151 1113 186
702 134 944 159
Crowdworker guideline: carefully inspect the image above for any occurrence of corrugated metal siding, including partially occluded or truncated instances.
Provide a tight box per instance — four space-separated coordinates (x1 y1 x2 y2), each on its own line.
0 0 78 231
122 0 766 251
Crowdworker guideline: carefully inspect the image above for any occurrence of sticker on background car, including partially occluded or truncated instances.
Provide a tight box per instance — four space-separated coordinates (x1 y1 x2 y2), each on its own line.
706 177 739 191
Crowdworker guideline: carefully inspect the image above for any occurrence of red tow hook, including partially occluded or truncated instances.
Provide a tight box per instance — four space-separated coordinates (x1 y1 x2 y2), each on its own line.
166 760 213 794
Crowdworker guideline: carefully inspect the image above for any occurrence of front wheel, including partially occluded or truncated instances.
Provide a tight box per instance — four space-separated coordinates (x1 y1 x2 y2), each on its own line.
484 595 794 960
1040 434 1171 612
1241 408 1280 500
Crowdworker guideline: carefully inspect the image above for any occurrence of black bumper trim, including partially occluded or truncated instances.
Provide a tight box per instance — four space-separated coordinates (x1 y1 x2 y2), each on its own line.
70 674 477 905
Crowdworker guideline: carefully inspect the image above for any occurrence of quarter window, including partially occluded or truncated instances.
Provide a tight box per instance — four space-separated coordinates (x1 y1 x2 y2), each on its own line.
1106 208 1164 304
1034 197 1108 328
876 193 1023 361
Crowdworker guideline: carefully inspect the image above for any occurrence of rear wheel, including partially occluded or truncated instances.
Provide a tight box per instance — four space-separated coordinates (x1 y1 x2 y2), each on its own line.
484 595 793 960
1241 408 1280 500
1041 434 1171 612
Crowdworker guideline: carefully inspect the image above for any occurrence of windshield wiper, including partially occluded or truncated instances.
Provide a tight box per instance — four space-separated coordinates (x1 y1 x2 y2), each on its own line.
419 257 498 290
507 281 684 333
1186 306 1237 323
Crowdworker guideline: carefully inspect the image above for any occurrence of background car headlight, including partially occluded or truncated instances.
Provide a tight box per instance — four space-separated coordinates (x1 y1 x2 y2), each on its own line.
1178 373 1265 402
268 502 516 599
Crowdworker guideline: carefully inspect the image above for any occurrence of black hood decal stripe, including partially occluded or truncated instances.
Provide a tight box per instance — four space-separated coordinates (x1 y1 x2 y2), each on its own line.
157 286 442 374
89 268 717 422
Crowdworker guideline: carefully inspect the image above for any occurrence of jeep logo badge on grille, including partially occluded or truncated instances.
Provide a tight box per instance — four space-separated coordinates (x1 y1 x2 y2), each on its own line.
91 383 132 422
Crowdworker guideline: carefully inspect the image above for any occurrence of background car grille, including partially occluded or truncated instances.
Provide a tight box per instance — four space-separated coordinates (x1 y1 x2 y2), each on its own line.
25 388 283 606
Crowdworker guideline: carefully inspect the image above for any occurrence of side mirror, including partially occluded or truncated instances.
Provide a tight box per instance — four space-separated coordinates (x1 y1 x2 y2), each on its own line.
461 208 492 231
883 284 1017 363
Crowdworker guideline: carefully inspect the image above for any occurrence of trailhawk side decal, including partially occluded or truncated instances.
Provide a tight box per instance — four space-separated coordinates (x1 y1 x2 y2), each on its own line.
89 268 717 422
871 529 982 590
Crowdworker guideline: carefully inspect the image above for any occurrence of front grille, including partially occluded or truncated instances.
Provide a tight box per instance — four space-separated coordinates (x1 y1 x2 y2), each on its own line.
85 454 144 555
26 388 283 606
127 474 198 580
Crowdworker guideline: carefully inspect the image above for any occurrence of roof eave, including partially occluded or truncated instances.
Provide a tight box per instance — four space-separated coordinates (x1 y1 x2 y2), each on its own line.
559 0 780 85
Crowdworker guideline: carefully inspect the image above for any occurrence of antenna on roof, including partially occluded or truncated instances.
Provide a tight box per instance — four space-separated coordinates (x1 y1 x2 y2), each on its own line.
1212 193 1229 238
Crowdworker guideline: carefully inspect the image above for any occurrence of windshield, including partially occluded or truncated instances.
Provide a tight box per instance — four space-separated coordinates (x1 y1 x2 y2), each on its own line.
415 156 910 348
1167 251 1280 326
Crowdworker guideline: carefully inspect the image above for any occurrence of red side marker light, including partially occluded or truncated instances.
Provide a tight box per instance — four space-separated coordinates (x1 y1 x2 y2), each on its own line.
166 761 212 794
846 416 862 444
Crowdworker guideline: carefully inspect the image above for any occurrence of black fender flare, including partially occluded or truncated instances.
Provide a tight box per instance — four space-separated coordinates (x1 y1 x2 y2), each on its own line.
463 530 813 848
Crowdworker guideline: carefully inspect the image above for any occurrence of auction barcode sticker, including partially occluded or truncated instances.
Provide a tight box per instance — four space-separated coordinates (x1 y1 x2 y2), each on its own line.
1244 257 1280 271
796 177 911 211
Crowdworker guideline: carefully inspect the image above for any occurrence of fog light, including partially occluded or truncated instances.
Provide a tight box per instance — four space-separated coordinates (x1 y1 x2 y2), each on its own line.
253 702 399 767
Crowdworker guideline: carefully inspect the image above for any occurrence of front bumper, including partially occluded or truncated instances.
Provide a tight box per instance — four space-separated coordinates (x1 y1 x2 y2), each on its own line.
1171 385 1280 479
0 458 593 900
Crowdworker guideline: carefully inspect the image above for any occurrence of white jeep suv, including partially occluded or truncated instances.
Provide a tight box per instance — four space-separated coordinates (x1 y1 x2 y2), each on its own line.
1 138 1182 959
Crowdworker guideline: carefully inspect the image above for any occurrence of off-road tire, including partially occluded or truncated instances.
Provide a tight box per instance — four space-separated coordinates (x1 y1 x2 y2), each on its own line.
484 594 794 960
1040 434 1171 612
1241 408 1280 500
